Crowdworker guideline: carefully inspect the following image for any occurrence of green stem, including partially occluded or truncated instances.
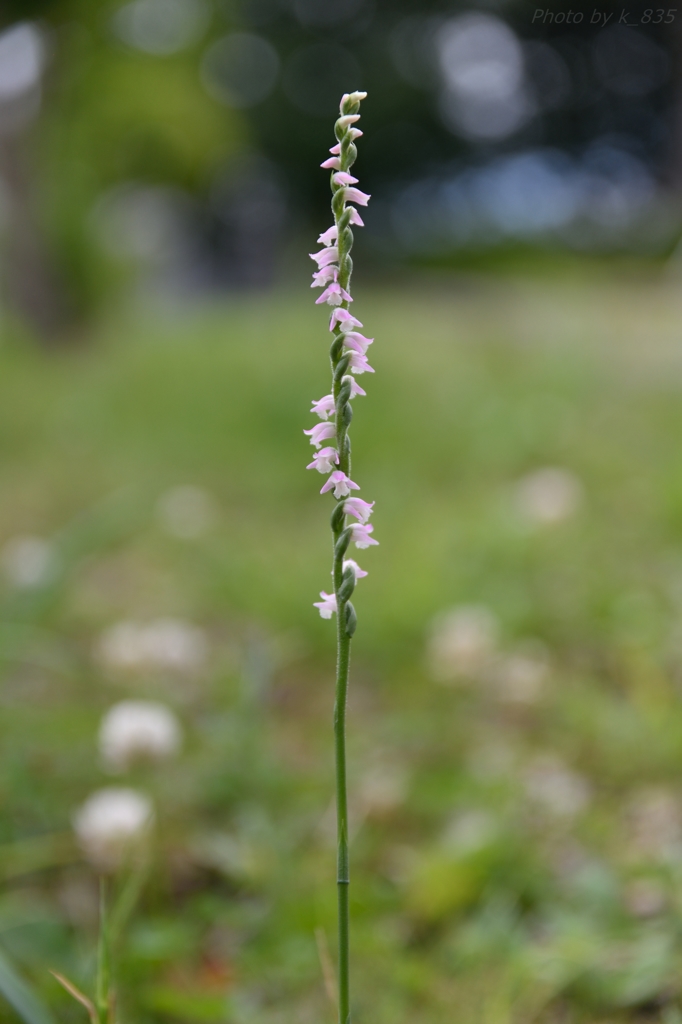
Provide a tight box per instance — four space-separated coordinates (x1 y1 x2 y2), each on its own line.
334 614 351 1024
327 97 364 1023
95 878 110 1024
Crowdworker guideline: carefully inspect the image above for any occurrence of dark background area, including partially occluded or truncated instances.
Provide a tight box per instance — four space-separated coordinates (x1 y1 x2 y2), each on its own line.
0 0 680 338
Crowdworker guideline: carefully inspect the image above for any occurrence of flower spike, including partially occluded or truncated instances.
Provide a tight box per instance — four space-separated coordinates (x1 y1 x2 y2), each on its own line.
302 91 374 1024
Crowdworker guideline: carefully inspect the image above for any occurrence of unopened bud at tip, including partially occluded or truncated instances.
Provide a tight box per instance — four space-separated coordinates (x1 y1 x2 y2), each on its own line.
340 91 368 113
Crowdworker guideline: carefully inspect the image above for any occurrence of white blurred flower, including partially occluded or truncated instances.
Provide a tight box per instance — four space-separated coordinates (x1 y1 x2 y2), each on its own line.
623 877 667 918
490 643 549 704
156 485 217 539
99 700 182 771
523 755 591 819
626 787 682 863
514 467 583 525
427 604 498 682
73 788 153 870
96 618 208 674
1 535 55 588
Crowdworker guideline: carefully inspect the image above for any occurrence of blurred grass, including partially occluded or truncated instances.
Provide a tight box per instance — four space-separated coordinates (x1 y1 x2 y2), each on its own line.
2 276 682 1021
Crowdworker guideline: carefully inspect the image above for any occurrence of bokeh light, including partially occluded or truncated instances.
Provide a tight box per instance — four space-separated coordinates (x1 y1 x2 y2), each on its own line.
201 32 280 107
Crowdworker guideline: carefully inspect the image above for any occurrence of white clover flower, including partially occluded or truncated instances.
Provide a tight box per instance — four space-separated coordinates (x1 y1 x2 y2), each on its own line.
1 535 55 588
99 700 182 771
514 467 583 526
523 755 591 819
96 618 208 674
73 787 153 870
427 604 498 682
156 485 217 539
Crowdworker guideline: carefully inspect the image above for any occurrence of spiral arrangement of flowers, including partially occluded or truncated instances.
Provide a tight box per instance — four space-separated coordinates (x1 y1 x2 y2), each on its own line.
303 89 373 1024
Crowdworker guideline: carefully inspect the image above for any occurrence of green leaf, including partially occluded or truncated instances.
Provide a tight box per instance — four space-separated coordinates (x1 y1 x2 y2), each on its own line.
50 973 97 1024
0 947 56 1024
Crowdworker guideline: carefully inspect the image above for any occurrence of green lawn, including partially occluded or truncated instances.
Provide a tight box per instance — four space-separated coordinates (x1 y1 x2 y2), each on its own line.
2 276 682 1023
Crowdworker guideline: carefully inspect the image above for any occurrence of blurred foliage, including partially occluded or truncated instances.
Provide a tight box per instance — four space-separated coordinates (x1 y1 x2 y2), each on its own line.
1 0 245 327
0 279 681 1020
1 0 678 331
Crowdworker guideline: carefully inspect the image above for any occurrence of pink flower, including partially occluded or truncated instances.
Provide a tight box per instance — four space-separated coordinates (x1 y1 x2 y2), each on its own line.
333 172 359 186
310 394 336 419
344 497 374 523
317 225 337 246
330 143 341 155
342 332 373 354
316 281 352 306
350 523 378 548
346 351 374 374
342 558 368 579
347 208 364 227
304 422 336 448
321 156 341 169
343 187 371 207
342 375 367 398
330 309 363 332
310 246 339 268
320 471 360 498
311 266 338 288
337 114 360 128
314 591 337 619
307 447 339 473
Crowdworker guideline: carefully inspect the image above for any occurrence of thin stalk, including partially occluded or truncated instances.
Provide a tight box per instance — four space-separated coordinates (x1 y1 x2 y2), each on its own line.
95 879 110 1024
309 90 368 1022
331 132 354 1024
334 619 351 1024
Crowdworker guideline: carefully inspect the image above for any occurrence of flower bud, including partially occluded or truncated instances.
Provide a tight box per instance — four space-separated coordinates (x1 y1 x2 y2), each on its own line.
334 354 351 383
344 601 358 637
330 502 346 532
337 567 356 603
334 527 352 560
340 92 367 114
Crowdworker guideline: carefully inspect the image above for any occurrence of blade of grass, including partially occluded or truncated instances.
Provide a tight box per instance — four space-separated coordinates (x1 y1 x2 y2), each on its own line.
50 972 97 1024
314 927 338 1014
0 947 56 1024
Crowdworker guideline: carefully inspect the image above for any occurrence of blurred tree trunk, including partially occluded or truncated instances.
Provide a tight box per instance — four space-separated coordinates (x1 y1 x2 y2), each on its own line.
0 131 71 342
